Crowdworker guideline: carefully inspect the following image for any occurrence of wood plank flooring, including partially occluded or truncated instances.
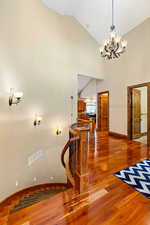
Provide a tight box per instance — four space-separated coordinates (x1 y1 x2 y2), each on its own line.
7 132 150 225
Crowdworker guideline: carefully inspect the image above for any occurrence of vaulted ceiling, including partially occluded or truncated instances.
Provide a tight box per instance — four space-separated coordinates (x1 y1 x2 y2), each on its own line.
42 0 150 43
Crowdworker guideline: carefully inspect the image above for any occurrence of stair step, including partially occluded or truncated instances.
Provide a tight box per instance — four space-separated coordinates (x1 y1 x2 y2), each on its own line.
10 189 64 214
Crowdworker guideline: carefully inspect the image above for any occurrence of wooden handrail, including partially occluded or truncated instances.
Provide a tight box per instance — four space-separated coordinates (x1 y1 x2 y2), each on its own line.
77 118 95 132
61 136 80 169
61 122 90 193
61 136 80 187
65 160 75 186
70 122 90 132
77 118 90 123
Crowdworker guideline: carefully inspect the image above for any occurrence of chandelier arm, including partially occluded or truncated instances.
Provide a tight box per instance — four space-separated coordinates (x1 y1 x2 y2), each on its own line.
101 52 105 57
111 49 117 59
114 52 119 58
117 47 126 54
110 51 113 59
115 42 120 52
104 45 109 53
112 51 115 59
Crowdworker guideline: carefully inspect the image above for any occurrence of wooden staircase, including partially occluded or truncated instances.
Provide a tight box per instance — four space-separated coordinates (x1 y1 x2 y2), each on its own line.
0 122 90 225
0 183 67 225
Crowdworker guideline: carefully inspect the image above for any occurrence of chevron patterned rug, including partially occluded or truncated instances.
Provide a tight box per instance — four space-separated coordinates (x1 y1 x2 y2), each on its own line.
114 159 150 198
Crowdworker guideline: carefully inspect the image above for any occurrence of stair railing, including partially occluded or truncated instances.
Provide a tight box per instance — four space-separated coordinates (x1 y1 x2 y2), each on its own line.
77 118 95 133
61 122 90 194
61 136 80 187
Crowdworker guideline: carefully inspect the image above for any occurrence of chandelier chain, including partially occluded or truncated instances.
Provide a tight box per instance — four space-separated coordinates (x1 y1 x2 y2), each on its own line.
112 0 114 29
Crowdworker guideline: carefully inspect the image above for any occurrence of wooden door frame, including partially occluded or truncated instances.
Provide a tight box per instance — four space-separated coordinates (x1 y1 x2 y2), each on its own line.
127 82 150 146
97 91 109 131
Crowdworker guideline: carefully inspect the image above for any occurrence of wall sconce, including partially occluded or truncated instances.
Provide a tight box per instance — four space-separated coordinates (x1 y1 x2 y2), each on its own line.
34 115 43 127
56 129 62 136
9 89 23 106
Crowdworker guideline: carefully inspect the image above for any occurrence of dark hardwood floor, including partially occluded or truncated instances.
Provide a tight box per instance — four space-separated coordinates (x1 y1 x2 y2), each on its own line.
7 132 150 225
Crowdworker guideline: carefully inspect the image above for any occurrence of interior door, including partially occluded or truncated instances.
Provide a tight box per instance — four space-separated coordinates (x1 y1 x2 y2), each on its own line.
100 93 109 131
132 89 141 139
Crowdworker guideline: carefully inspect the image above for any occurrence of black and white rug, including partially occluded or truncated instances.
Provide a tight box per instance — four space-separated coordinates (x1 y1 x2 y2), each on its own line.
114 159 150 198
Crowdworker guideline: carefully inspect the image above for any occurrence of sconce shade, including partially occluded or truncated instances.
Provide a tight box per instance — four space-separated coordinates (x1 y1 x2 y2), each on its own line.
34 115 42 127
14 92 23 98
9 89 23 106
56 129 62 135
36 116 42 121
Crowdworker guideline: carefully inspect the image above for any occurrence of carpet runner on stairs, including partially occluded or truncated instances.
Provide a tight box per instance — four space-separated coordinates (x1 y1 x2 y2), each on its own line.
11 189 64 213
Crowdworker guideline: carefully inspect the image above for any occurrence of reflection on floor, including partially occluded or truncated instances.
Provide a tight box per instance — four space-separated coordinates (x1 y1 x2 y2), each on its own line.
134 135 147 144
8 132 150 225
22 222 30 225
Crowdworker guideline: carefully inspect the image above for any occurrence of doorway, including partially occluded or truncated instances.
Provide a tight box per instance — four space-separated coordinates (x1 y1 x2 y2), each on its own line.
77 74 99 131
97 91 109 131
128 83 150 145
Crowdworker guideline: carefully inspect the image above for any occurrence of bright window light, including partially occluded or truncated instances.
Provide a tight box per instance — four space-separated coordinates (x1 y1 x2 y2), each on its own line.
86 101 96 114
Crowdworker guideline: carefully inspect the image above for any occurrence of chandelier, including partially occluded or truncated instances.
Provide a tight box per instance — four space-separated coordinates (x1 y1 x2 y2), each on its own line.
100 0 127 60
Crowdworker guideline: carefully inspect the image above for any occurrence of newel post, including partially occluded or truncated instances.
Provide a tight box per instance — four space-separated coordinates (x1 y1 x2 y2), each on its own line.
74 128 89 193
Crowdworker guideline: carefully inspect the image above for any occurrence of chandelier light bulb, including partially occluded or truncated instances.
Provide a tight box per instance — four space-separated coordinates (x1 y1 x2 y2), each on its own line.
104 39 109 46
116 35 121 43
99 46 104 53
122 40 127 48
34 115 43 127
110 30 116 39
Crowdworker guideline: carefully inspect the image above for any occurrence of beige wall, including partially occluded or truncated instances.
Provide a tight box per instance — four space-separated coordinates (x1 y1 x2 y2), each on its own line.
80 79 98 100
0 0 104 200
97 18 150 135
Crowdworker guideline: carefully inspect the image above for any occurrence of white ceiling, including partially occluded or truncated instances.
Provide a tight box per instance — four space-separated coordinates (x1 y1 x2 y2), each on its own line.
42 0 150 43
